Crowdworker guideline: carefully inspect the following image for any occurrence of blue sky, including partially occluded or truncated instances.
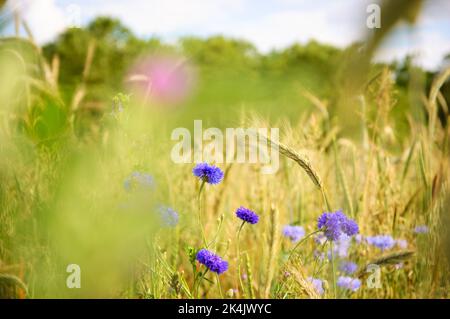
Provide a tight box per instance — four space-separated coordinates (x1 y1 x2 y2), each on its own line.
3 0 450 70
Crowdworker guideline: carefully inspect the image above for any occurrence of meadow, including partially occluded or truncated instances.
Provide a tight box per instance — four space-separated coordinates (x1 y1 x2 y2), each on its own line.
1 6 450 299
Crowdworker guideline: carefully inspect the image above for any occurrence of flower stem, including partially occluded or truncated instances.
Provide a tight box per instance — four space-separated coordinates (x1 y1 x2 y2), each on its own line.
216 273 224 299
285 229 321 263
197 180 207 247
330 241 337 299
236 221 246 297
194 267 209 298
321 188 332 212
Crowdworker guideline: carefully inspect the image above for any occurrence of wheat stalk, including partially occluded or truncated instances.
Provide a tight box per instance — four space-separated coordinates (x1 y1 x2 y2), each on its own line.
357 250 415 278
244 252 255 299
260 133 323 189
264 204 279 298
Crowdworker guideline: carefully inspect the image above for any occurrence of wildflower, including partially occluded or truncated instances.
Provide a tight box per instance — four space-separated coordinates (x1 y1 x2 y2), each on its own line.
366 235 396 251
335 234 352 258
158 206 179 227
414 225 429 234
127 54 196 105
317 210 359 241
193 163 224 185
337 276 361 292
396 239 408 249
340 261 358 275
307 277 325 296
196 249 229 274
123 171 155 191
282 225 305 243
235 206 259 224
327 234 352 260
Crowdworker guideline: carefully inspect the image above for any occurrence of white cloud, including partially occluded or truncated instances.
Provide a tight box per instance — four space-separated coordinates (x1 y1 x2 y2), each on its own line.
7 0 67 43
80 0 245 36
225 7 364 52
375 25 450 71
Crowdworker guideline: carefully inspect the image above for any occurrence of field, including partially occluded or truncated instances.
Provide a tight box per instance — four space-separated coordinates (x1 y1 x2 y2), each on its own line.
1 2 450 299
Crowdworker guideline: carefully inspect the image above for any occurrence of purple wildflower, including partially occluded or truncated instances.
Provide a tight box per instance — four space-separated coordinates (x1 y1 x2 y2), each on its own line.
158 206 179 227
414 225 429 234
235 206 259 224
327 234 352 260
340 261 358 275
193 163 224 185
317 210 359 241
196 249 229 274
124 171 155 191
283 225 305 243
337 276 361 292
336 234 352 257
307 277 325 296
366 235 396 251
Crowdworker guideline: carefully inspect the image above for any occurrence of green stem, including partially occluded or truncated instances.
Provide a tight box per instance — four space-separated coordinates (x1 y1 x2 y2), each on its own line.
216 274 224 299
330 241 337 299
321 188 332 212
197 180 207 247
285 229 321 263
207 214 224 249
237 221 246 297
194 267 209 298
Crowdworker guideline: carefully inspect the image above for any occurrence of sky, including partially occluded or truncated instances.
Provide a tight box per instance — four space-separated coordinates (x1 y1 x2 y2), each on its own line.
2 0 450 70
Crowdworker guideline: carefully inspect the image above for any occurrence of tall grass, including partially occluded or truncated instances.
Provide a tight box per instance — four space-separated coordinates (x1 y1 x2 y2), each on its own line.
1 31 450 299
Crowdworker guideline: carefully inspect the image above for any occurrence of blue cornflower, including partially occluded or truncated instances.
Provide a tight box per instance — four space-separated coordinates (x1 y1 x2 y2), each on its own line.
317 210 359 241
366 235 396 251
414 225 429 234
158 206 179 227
307 277 325 296
340 261 358 275
283 225 305 243
124 171 155 191
337 276 361 292
235 206 259 224
196 249 229 274
193 163 224 185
